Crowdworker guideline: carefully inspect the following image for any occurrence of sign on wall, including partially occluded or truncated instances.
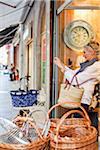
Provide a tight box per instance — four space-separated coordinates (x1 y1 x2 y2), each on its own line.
41 32 46 84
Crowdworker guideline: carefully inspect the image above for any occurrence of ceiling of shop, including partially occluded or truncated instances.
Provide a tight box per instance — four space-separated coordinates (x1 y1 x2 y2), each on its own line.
0 0 30 30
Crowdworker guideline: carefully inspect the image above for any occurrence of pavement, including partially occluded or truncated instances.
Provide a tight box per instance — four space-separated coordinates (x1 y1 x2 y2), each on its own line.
0 70 19 120
0 69 46 121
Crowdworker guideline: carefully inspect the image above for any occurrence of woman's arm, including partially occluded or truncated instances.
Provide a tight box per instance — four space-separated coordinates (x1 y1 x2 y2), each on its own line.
54 57 80 84
54 57 66 72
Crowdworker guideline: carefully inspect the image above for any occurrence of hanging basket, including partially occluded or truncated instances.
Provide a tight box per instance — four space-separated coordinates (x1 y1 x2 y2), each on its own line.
49 107 97 150
10 90 38 107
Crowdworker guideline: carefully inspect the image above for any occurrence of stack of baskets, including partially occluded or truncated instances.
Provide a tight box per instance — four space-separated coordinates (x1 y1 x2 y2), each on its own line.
47 102 97 150
0 102 98 150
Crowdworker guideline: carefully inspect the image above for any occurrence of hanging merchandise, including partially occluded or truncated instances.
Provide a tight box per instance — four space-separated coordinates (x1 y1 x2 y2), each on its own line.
64 20 94 52
58 75 84 108
10 76 39 107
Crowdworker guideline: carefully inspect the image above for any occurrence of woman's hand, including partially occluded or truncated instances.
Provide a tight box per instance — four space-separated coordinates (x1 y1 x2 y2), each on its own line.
54 57 61 66
54 57 65 72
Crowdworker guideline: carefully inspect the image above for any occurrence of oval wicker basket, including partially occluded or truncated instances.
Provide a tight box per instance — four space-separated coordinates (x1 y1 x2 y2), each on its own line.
50 108 97 150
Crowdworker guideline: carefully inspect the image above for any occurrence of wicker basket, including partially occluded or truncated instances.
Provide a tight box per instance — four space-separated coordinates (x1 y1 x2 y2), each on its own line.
0 118 49 150
0 137 49 150
49 108 97 150
48 102 91 134
50 142 98 150
10 90 38 107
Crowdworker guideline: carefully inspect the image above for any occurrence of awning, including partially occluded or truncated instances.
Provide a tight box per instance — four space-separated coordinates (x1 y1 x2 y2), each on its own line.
0 24 19 47
0 0 28 30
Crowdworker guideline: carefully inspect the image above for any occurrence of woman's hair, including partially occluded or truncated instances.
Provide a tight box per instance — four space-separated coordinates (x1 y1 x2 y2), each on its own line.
87 41 100 55
85 41 100 60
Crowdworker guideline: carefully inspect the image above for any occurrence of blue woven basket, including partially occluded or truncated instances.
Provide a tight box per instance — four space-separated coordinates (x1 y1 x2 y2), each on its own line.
10 90 38 107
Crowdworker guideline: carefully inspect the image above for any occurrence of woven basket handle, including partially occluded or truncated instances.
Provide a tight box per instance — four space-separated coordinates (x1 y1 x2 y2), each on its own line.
14 116 44 140
48 102 91 125
68 74 96 89
48 102 81 117
56 106 91 137
28 120 44 140
70 74 79 87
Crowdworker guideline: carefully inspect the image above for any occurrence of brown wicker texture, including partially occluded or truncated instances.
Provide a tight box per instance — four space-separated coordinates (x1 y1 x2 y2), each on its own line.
0 137 49 150
48 102 91 134
0 118 49 150
50 108 97 150
50 142 98 150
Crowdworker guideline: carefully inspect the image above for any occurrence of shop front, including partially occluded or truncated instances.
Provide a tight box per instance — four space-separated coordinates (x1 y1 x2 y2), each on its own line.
53 0 100 125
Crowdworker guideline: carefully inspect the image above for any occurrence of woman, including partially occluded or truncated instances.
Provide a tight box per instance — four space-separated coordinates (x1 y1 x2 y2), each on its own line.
54 41 100 127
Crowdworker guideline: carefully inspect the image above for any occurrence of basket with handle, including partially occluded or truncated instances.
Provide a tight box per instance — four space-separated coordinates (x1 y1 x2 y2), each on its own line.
48 102 91 134
50 141 98 150
10 89 38 107
58 75 95 108
58 75 84 108
0 116 50 150
13 108 51 137
49 107 97 150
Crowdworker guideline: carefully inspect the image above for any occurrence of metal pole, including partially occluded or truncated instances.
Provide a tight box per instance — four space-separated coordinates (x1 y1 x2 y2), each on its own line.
52 0 59 117
45 0 50 111
19 24 24 78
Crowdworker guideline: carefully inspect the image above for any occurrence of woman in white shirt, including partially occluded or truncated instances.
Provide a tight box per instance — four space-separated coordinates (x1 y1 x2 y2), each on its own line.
54 41 100 124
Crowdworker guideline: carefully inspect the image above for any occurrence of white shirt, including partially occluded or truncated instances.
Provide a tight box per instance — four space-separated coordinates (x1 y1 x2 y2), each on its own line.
64 61 100 105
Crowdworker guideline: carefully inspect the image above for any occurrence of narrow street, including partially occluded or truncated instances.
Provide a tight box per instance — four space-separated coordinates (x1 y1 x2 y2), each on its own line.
0 70 19 120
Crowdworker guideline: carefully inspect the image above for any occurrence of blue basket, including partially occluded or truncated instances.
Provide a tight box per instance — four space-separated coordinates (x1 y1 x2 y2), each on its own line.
10 90 39 107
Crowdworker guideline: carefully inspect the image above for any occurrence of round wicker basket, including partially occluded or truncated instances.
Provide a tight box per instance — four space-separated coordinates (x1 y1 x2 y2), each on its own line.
0 136 49 150
49 107 97 150
0 116 50 150
48 102 91 134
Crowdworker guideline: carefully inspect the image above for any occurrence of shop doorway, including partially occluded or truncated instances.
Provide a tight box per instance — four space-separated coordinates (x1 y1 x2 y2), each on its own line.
27 42 33 89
